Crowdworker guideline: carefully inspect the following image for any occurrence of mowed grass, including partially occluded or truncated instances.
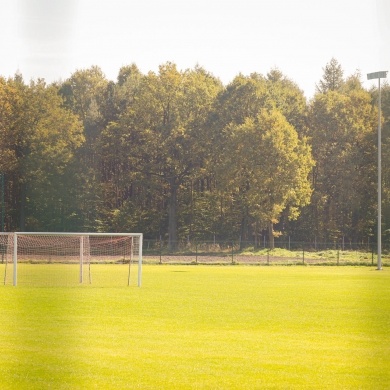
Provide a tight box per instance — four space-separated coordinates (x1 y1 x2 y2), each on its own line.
1 265 389 389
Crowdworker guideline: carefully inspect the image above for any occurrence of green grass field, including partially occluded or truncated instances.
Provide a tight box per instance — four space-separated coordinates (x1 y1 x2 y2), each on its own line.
1 265 389 389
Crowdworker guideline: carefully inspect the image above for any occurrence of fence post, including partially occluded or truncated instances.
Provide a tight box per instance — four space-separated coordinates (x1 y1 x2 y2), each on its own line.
302 245 305 265
231 241 234 264
196 241 198 264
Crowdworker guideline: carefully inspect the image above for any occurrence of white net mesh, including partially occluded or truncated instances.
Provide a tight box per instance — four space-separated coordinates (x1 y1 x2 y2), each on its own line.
1 233 13 285
1 233 142 287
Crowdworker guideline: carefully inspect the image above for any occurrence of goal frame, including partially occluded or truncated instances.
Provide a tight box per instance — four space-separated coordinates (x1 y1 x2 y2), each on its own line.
2 232 143 287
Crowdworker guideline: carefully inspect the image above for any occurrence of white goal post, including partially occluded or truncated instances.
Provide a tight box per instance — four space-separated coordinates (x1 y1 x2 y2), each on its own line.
1 232 143 287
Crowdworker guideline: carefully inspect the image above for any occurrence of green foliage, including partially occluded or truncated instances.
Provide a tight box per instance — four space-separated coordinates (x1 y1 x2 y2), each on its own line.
0 76 84 231
308 83 378 241
99 63 222 247
0 60 385 246
211 72 312 246
0 77 19 173
375 83 390 239
226 109 313 222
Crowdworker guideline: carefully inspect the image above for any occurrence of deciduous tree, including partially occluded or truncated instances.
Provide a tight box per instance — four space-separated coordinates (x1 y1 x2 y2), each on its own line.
221 109 313 248
308 84 377 243
2 76 83 230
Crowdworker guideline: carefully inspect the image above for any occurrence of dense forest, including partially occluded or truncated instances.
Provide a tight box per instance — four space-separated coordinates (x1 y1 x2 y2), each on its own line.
0 58 389 249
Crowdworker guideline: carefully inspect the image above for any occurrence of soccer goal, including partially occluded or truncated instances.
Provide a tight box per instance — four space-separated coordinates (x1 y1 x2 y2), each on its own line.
1 232 142 287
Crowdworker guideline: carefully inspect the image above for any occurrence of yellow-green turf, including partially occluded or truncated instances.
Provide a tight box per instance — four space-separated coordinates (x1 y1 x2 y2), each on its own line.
1 265 389 389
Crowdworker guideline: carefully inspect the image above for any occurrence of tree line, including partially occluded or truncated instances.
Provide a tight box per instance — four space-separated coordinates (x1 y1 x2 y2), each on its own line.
0 58 389 249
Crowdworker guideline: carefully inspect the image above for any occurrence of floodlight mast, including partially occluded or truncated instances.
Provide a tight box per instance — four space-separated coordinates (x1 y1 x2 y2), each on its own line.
367 70 388 270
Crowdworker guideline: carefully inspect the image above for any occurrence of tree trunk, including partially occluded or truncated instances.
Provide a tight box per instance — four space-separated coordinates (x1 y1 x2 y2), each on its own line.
268 221 275 250
168 179 178 251
240 211 249 250
20 181 26 231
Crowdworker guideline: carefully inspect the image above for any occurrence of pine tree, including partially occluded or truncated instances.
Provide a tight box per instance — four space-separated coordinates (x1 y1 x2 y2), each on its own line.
316 58 344 94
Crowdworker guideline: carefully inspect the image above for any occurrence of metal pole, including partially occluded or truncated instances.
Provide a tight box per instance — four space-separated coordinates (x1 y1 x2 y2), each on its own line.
80 236 84 283
377 77 382 270
128 237 133 286
13 233 17 286
367 71 387 270
138 235 143 287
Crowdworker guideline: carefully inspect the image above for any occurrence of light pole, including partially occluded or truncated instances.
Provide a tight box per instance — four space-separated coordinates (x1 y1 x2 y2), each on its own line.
367 71 388 270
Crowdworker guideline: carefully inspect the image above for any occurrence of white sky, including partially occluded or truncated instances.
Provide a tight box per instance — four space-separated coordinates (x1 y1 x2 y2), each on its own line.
0 0 389 98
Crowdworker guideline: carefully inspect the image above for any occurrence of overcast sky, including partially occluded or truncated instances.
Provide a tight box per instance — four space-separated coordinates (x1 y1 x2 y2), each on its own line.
1 0 389 98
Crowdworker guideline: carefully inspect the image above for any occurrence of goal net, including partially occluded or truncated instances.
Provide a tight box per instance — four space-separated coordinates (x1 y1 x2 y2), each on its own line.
1 233 142 287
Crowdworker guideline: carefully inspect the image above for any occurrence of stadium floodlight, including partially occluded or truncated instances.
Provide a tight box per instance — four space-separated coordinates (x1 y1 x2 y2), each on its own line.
367 70 388 270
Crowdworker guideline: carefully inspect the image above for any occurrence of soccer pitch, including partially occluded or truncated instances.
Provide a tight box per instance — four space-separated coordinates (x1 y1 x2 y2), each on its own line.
1 265 389 389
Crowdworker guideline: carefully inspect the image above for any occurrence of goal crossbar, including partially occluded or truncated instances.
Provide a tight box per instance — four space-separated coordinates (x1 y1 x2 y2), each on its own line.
1 232 143 287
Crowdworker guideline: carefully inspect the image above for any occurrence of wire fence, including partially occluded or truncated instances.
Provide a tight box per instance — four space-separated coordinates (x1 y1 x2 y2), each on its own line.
142 239 389 266
1 237 388 267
